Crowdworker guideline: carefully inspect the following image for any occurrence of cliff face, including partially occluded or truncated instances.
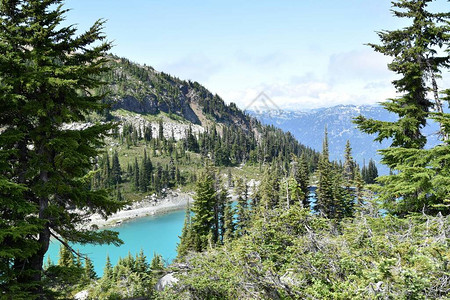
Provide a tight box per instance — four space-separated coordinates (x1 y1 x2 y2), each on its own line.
112 94 201 125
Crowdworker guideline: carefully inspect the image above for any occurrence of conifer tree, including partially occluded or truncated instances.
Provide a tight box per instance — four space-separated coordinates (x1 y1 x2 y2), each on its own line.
259 165 281 213
354 0 450 215
158 119 164 140
177 201 195 257
104 255 113 280
102 154 112 187
294 153 310 208
150 253 164 272
343 140 355 182
134 157 140 191
84 257 97 281
235 177 249 235
111 150 122 185
190 167 217 251
315 128 335 217
223 195 236 242
0 1 123 296
58 245 74 268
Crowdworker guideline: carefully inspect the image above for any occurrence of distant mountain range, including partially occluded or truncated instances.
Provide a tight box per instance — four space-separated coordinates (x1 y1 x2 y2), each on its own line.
247 104 441 174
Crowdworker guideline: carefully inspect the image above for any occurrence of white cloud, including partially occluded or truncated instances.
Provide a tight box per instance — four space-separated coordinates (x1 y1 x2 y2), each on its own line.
221 49 399 110
327 49 391 83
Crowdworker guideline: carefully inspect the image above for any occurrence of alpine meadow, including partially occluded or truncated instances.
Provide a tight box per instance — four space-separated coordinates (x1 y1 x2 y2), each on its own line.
0 0 449 299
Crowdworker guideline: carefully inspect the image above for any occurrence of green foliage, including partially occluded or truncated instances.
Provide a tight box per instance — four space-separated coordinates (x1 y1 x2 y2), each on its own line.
315 128 352 219
0 1 123 297
361 158 378 184
168 209 450 299
89 251 154 299
354 0 450 215
191 167 217 251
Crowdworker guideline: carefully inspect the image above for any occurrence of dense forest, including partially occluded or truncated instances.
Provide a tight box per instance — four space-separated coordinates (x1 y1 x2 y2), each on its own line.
0 0 449 299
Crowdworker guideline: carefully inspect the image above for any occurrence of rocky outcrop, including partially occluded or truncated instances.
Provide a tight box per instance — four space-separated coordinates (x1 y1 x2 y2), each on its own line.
155 273 179 291
111 94 201 125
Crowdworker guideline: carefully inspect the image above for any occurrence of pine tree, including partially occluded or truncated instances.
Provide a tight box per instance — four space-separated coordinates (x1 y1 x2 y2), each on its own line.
235 177 249 235
353 165 365 206
190 167 217 251
366 159 378 184
150 253 164 272
177 201 195 257
0 1 123 296
111 150 122 185
134 249 149 274
343 140 354 182
223 194 236 242
315 128 335 218
104 255 113 280
102 154 112 187
354 0 450 215
58 244 74 268
84 257 97 281
259 165 281 214
295 153 310 208
158 119 164 140
134 157 140 191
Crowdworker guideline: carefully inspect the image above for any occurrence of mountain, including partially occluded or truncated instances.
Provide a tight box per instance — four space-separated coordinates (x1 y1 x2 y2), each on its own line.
97 56 253 132
83 56 321 203
248 104 441 174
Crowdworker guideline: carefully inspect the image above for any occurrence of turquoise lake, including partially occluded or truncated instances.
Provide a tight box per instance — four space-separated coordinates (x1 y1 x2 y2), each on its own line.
46 188 320 276
46 209 186 276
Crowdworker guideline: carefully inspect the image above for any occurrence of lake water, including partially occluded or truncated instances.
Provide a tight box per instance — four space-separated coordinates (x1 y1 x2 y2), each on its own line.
46 209 186 276
46 187 319 276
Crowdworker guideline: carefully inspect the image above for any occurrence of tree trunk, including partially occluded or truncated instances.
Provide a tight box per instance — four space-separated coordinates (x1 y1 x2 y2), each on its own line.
426 58 447 141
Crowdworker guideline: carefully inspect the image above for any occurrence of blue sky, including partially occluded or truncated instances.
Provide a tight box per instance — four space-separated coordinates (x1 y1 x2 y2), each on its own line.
64 0 449 110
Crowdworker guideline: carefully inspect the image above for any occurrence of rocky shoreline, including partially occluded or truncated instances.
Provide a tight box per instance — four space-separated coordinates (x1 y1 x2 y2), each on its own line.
86 190 193 229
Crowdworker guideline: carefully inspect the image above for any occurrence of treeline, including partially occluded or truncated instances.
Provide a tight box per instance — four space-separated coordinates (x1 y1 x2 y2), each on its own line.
177 132 368 256
87 115 323 202
44 245 164 299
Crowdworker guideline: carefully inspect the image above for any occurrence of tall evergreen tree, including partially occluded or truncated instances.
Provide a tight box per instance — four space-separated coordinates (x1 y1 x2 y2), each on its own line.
177 201 195 257
0 1 123 296
111 150 122 185
294 153 310 208
315 128 335 218
343 140 354 182
134 157 140 191
84 257 97 281
354 0 450 215
235 177 249 235
190 167 217 251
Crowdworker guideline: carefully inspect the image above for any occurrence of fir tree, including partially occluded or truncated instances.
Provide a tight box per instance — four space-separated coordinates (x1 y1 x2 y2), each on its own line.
354 0 450 215
191 167 217 251
295 153 310 208
177 201 195 257
84 257 97 281
58 244 74 268
235 177 249 235
343 140 354 182
315 128 335 218
104 255 113 280
134 157 140 191
111 150 122 185
0 1 123 296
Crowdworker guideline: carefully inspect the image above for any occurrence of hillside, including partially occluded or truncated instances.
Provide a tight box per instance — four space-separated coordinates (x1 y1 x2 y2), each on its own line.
96 56 253 132
86 56 321 204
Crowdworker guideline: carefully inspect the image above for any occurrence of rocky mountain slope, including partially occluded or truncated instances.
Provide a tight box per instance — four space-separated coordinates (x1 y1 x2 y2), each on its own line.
98 56 255 135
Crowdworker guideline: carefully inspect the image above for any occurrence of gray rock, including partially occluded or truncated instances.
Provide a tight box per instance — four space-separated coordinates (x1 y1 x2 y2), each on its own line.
155 273 179 291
